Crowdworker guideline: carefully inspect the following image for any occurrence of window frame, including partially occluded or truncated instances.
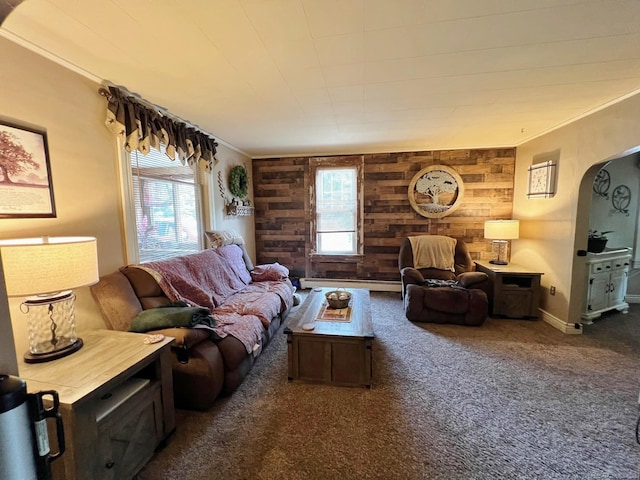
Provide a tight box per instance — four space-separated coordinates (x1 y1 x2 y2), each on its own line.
118 141 205 264
309 156 364 259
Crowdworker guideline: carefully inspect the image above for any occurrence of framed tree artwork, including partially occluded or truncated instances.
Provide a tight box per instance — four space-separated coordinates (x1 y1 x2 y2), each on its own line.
0 121 56 218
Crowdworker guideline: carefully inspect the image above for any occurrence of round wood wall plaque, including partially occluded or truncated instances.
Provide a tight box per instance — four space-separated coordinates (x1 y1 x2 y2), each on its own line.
408 165 464 218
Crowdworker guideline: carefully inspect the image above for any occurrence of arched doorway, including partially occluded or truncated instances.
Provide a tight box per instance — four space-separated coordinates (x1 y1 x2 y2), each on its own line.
570 147 640 330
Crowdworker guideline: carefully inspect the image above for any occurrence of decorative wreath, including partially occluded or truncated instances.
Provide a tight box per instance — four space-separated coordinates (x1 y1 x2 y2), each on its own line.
229 165 248 199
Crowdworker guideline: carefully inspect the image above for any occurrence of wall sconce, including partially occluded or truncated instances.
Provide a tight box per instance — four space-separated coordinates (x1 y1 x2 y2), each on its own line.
484 220 519 265
0 236 99 363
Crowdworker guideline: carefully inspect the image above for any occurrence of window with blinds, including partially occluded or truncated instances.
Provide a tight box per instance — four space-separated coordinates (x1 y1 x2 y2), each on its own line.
314 166 358 254
130 145 203 263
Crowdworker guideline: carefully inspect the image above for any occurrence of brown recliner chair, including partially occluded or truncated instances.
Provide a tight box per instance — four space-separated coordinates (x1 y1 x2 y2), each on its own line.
398 235 489 326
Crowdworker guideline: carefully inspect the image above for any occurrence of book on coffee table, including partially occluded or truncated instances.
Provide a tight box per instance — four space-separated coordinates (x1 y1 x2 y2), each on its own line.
316 301 352 322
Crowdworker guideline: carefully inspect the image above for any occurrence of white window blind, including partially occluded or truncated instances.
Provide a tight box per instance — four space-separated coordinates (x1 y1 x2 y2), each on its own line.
130 145 203 262
315 167 357 254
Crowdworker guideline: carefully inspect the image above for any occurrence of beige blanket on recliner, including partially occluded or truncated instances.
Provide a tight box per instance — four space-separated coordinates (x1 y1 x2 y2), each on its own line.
409 235 457 271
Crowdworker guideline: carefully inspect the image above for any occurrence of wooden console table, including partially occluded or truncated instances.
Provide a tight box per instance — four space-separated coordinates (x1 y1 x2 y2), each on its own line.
18 329 175 480
475 261 543 319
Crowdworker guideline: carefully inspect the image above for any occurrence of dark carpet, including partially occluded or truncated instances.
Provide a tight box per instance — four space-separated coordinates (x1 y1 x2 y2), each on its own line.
137 291 640 480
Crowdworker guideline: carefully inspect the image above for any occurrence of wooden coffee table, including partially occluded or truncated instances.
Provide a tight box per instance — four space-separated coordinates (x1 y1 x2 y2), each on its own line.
283 288 374 388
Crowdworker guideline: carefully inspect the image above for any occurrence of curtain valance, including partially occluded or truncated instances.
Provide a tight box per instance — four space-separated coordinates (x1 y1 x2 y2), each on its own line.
100 85 218 171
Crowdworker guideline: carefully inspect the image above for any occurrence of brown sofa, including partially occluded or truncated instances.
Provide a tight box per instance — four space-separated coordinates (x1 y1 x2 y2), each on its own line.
398 236 489 326
90 244 294 411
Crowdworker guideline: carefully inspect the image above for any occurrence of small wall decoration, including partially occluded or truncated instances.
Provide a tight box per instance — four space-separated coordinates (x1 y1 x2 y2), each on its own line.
217 170 226 200
228 165 248 199
611 185 631 216
527 159 557 198
225 165 253 216
593 168 610 199
0 121 56 218
408 165 464 218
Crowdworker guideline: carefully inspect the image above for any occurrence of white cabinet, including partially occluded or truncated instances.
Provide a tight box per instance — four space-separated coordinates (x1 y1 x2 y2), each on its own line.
582 248 632 323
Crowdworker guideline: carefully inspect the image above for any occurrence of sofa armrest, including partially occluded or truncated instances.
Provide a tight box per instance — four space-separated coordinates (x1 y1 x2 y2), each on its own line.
400 267 425 286
457 271 488 288
142 327 211 349
90 271 143 331
404 284 426 321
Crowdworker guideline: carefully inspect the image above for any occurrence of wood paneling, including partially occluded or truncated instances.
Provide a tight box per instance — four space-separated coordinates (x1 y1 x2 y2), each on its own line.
253 148 515 281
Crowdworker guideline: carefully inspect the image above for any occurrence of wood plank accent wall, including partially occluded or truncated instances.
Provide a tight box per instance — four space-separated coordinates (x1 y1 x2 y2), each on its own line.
253 148 515 282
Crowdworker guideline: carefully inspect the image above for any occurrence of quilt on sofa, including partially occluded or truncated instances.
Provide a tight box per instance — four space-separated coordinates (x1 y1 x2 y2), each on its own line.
130 245 293 353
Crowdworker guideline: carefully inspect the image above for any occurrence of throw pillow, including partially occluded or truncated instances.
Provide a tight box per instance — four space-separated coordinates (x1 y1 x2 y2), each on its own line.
205 230 244 248
251 263 289 282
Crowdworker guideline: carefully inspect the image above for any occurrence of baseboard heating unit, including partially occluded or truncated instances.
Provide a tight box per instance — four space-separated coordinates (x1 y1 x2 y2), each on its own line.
300 278 401 292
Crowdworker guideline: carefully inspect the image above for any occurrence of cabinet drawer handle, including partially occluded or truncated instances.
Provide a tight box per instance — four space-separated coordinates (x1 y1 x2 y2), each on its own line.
606 265 611 269
105 460 115 469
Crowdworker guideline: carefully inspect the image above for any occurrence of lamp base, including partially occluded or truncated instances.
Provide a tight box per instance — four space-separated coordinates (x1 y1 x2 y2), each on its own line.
489 240 510 265
24 338 83 363
489 259 508 265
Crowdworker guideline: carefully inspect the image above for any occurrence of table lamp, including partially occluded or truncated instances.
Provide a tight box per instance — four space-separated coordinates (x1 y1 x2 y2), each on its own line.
0 236 99 363
484 220 519 265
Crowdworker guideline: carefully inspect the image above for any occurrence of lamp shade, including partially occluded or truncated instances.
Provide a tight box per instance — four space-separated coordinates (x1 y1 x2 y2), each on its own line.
0 236 99 297
484 220 520 240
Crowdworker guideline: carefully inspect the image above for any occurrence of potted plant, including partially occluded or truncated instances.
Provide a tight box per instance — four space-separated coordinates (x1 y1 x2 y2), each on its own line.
588 230 613 253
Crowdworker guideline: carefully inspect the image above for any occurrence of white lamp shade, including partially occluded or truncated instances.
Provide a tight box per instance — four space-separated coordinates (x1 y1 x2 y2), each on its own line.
0 236 99 297
484 220 520 240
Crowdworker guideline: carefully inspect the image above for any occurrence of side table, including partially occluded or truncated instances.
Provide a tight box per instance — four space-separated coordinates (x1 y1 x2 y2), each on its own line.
18 329 175 480
475 261 543 319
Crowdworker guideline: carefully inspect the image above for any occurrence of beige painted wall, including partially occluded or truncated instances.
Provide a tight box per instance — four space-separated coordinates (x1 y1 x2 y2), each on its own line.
512 93 640 327
0 37 253 364
210 147 256 262
0 262 18 375
0 37 123 361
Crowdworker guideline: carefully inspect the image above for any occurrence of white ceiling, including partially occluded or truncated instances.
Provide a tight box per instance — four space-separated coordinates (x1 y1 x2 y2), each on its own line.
2 0 640 157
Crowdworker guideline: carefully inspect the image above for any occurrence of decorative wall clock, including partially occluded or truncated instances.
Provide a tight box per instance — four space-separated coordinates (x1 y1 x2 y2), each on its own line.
527 160 557 198
408 165 464 218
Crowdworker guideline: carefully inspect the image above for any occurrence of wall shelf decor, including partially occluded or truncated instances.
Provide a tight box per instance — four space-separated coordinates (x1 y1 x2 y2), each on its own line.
226 204 254 216
408 165 464 218
527 159 557 198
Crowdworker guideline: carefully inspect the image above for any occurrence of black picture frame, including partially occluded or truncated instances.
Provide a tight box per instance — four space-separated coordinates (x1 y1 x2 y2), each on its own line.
0 121 56 218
